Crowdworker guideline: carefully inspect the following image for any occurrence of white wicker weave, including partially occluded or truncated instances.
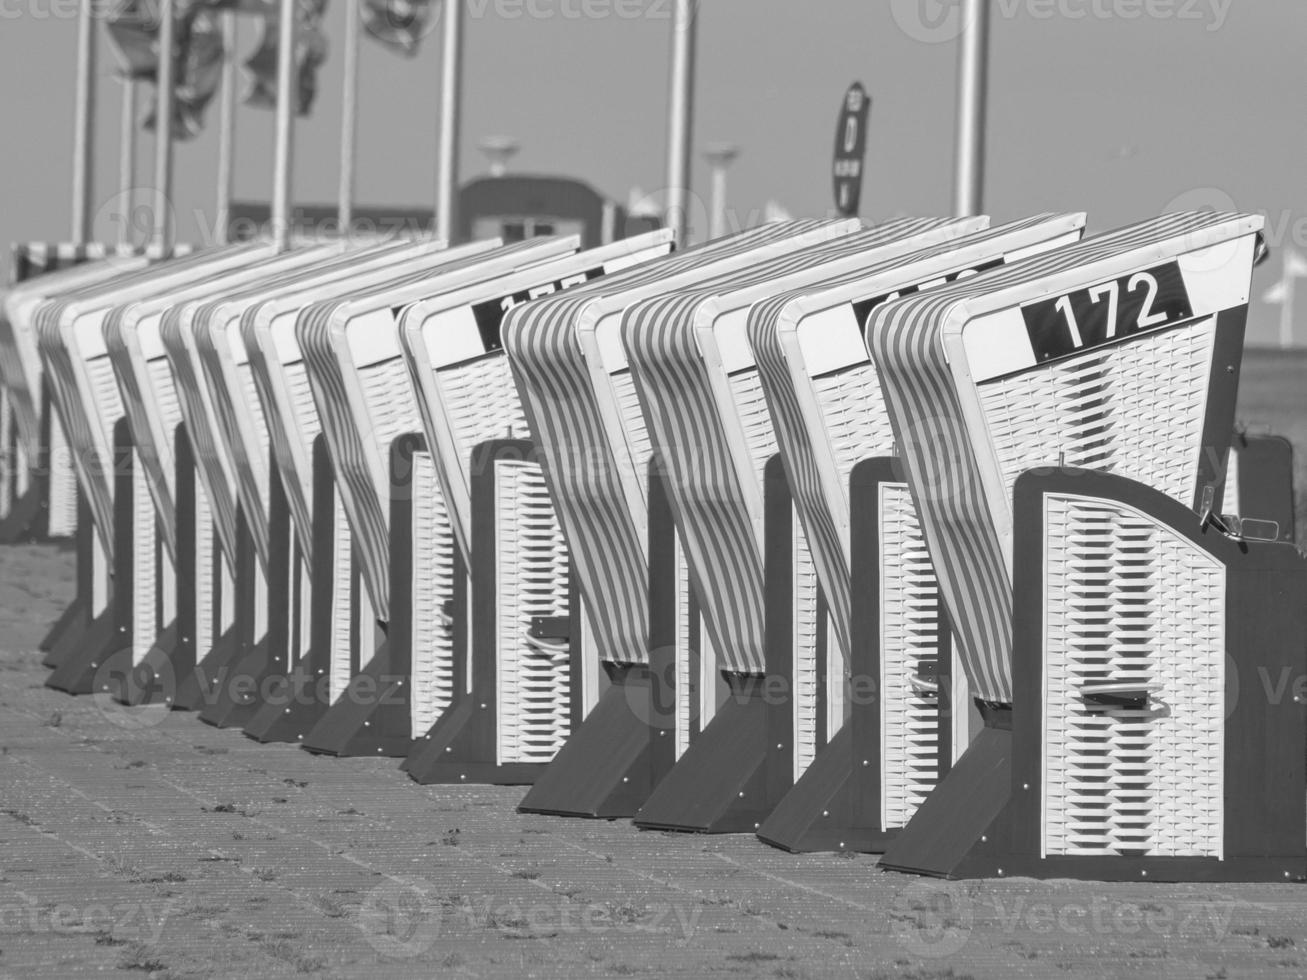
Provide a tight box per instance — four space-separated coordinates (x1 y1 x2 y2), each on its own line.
1042 493 1225 858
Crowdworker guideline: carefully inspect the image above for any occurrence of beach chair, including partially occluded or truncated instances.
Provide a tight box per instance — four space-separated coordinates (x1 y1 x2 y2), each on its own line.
184 242 438 727
237 240 521 744
865 211 1305 880
395 231 674 782
104 244 355 712
38 244 277 695
503 219 863 815
294 238 577 756
1 251 153 666
0 245 149 545
740 216 1085 850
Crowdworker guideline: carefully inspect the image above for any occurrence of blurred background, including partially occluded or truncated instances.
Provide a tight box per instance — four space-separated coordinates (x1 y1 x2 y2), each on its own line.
1 0 1304 353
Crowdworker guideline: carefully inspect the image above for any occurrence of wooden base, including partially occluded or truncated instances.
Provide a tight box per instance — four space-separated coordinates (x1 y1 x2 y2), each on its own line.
633 674 773 834
518 662 674 818
300 641 412 757
403 692 545 785
241 653 330 744
757 726 899 854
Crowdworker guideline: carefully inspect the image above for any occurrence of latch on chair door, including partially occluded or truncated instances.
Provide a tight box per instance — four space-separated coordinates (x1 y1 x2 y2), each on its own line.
1079 681 1159 708
1198 484 1282 543
528 617 570 652
909 659 940 698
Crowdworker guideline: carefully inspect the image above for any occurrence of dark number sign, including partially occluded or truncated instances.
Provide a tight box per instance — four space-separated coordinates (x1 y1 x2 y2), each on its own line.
471 266 604 351
1020 261 1193 363
832 83 872 218
853 258 1005 335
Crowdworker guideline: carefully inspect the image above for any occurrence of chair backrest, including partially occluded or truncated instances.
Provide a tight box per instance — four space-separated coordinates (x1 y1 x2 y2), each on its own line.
189 243 402 570
2 254 151 457
240 239 453 566
621 218 985 678
502 220 857 667
396 233 674 733
37 244 273 559
868 211 1263 704
748 214 1086 661
298 237 571 621
106 246 339 566
400 231 675 559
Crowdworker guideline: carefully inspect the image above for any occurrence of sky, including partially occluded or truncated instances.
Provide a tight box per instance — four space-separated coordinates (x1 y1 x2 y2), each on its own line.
0 0 1303 343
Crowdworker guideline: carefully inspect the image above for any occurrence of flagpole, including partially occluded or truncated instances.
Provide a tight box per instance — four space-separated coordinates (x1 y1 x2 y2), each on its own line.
270 0 299 250
337 0 360 233
71 0 98 244
215 11 238 246
435 0 465 243
118 79 137 248
952 0 990 217
664 0 697 245
152 0 177 255
1280 262 1295 349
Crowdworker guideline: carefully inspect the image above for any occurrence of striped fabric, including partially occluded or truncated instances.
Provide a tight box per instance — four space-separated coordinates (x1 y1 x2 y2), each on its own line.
298 238 559 621
621 219 974 675
239 239 448 567
35 245 266 559
748 215 1085 663
104 306 186 562
3 251 150 459
502 220 856 666
868 211 1262 704
103 248 330 568
400 232 674 563
2 251 158 535
190 246 352 571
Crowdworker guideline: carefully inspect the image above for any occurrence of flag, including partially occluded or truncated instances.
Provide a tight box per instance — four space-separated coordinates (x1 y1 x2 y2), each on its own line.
106 0 228 139
362 0 438 55
242 0 329 115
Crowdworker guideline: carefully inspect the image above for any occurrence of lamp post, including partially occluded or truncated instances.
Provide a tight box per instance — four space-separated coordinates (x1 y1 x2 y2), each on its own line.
478 136 520 177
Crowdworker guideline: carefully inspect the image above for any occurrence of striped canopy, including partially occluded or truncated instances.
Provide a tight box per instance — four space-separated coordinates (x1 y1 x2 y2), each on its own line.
296 238 570 622
37 244 269 560
747 214 1086 662
399 231 675 562
502 220 856 667
240 238 450 566
619 217 982 675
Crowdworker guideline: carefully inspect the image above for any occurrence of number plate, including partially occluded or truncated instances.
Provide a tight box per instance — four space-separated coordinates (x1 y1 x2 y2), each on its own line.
471 267 604 351
854 257 1005 335
1020 261 1193 362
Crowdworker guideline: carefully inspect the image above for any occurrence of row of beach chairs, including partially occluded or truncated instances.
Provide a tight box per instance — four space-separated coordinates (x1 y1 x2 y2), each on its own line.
2 210 1303 882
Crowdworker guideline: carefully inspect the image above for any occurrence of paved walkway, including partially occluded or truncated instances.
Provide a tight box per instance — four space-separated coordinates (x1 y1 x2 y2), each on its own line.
1 543 1305 979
